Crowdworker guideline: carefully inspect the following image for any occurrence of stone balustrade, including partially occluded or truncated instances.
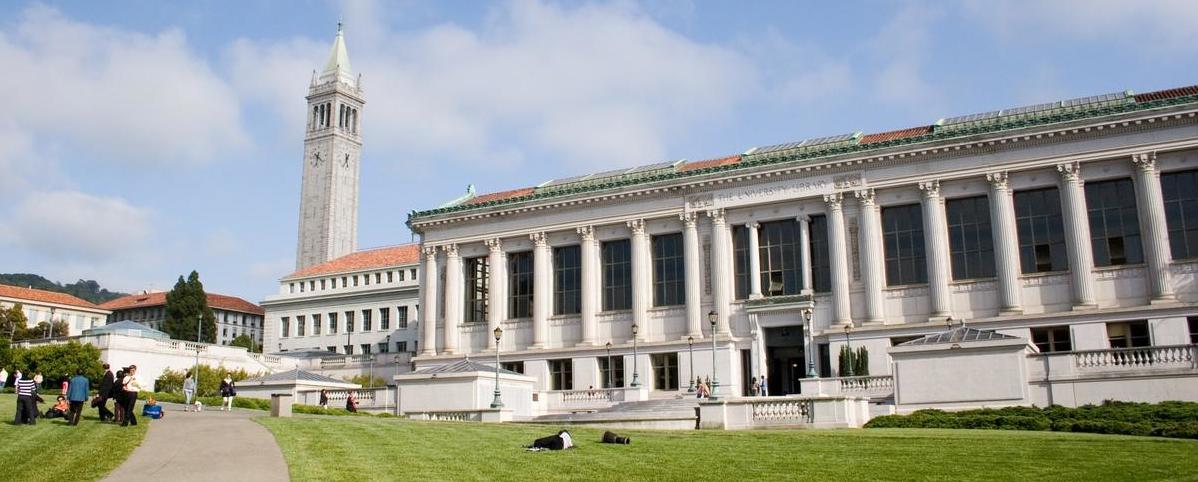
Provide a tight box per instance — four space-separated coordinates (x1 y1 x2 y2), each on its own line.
798 375 895 399
699 395 869 430
541 387 639 413
1072 345 1195 370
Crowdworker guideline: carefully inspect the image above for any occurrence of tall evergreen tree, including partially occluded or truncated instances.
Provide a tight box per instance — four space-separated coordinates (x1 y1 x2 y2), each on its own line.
163 271 217 343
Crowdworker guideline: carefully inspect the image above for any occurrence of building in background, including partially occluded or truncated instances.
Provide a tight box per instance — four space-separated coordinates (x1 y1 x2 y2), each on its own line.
0 284 110 336
100 291 265 347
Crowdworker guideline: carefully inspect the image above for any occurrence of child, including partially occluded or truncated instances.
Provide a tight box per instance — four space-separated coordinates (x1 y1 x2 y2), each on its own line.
142 397 164 419
45 395 69 419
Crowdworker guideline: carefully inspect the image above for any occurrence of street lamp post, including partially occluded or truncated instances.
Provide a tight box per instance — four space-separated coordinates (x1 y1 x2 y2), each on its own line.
605 342 613 388
491 326 504 408
708 311 719 400
843 323 853 377
194 313 203 394
803 308 816 378
630 324 640 387
46 307 56 339
687 336 695 393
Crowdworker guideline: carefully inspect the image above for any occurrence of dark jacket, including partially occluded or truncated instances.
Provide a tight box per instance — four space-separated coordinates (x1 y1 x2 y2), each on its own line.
100 371 114 398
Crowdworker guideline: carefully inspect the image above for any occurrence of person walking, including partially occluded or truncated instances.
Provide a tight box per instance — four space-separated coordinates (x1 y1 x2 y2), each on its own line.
182 372 196 412
219 374 236 411
319 389 329 409
14 374 37 425
345 391 358 413
67 369 90 426
0 367 8 389
120 365 144 427
98 364 115 422
759 375 768 397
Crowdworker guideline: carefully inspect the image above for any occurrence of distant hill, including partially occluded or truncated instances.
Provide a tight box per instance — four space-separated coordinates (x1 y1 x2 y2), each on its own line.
0 273 128 305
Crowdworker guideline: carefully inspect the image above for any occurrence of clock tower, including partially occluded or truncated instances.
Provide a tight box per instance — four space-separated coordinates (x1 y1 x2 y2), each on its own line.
296 22 364 270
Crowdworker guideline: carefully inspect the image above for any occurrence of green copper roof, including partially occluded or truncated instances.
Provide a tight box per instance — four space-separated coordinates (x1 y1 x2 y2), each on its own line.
409 86 1198 224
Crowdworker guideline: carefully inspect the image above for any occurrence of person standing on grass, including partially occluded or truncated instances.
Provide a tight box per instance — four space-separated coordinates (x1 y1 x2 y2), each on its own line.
67 369 90 426
220 374 236 411
98 364 115 422
0 367 8 389
120 365 144 427
111 368 126 425
319 389 329 409
183 372 196 412
345 391 358 413
14 374 38 425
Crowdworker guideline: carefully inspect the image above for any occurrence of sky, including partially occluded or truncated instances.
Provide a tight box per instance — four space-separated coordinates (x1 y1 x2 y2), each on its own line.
0 0 1196 303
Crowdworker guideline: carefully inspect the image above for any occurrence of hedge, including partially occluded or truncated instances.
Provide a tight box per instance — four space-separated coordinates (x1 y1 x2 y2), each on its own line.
864 401 1198 439
135 391 396 418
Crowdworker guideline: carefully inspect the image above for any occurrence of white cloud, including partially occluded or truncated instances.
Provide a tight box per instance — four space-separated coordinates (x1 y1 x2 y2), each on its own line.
232 0 756 171
866 5 944 112
1 190 154 263
0 4 249 167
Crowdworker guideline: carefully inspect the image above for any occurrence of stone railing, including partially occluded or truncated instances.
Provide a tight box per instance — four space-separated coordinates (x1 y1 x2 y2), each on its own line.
405 409 510 423
839 375 895 396
751 398 813 425
542 388 627 412
298 387 392 410
1073 345 1196 370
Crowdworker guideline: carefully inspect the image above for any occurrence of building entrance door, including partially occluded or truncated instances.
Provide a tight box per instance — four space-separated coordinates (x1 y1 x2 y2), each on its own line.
651 353 679 391
763 325 806 395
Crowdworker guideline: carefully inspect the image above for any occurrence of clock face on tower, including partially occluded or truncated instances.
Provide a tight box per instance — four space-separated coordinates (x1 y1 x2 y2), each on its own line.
309 147 324 167
342 151 354 168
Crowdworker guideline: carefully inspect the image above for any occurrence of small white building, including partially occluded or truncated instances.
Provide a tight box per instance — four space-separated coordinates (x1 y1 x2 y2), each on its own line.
0 284 110 336
395 359 536 419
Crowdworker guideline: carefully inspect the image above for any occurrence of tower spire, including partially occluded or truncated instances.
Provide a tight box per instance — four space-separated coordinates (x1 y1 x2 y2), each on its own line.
319 20 354 87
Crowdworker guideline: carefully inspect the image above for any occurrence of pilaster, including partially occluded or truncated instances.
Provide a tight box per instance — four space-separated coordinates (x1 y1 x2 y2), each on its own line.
530 232 550 349
854 189 885 323
627 219 650 339
420 246 439 356
576 226 600 346
1057 162 1097 309
919 180 952 321
1131 152 1176 303
484 238 506 349
823 194 852 326
986 171 1024 314
442 244 461 354
681 213 704 339
747 222 763 299
707 210 732 334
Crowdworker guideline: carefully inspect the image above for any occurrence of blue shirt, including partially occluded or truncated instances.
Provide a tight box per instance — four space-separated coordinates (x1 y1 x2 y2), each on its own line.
67 375 91 402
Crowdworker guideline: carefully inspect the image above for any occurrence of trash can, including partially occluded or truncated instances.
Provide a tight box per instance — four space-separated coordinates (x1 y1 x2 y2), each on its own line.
270 393 293 417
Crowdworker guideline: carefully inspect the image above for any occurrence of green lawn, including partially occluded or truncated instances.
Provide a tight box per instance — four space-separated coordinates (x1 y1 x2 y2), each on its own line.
0 393 147 481
258 416 1198 481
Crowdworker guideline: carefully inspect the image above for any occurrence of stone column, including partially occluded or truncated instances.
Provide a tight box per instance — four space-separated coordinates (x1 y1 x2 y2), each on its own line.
707 210 732 334
797 215 813 294
1058 162 1097 309
531 232 551 348
1132 152 1176 302
986 172 1024 314
577 226 599 346
627 219 649 340
747 222 763 299
681 213 703 339
854 189 885 323
823 194 852 326
919 180 952 321
420 246 438 356
442 244 462 354
485 238 506 349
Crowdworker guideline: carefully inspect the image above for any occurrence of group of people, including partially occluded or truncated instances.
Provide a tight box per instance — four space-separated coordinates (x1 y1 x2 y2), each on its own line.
8 363 145 427
749 376 769 397
317 389 358 412
180 371 239 412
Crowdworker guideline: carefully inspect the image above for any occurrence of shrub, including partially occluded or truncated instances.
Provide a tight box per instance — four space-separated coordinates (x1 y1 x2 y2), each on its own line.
154 365 261 398
866 401 1198 439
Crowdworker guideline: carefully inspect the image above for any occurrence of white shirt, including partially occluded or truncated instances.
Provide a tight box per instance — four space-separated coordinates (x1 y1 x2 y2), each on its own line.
123 375 144 393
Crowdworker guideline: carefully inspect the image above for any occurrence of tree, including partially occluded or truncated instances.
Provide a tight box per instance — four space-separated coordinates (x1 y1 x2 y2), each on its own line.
0 303 28 341
162 271 216 343
838 345 855 377
155 365 259 397
854 346 870 376
229 334 255 352
10 341 103 389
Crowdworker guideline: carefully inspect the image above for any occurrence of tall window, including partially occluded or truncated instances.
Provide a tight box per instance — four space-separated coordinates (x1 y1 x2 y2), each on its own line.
312 314 322 335
808 215 831 293
1014 188 1068 273
602 239 632 311
379 308 390 331
345 311 355 332
946 196 996 280
1086 178 1143 266
1107 320 1150 348
882 204 927 285
360 344 372 355
378 342 390 353
1163 169 1198 260
297 315 306 337
652 233 686 306
508 252 533 319
651 353 679 390
464 257 489 323
733 225 750 299
397 341 408 353
1031 326 1072 353
548 359 573 390
598 356 625 388
554 245 582 315
328 312 338 334
280 317 289 338
1189 316 1198 344
759 220 803 296
397 306 409 329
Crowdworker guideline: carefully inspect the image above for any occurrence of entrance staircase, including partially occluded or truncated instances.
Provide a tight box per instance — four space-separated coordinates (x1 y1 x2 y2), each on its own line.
523 394 701 430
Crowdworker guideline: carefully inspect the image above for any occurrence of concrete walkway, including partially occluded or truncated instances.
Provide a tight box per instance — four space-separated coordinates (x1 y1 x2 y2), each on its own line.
105 404 289 481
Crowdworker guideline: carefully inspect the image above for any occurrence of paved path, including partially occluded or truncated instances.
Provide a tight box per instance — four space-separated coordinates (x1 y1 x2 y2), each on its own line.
105 404 289 481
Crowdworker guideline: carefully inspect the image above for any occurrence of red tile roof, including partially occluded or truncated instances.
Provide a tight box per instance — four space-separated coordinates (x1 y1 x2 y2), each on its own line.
860 125 935 145
678 155 741 172
1133 85 1198 103
464 187 535 206
100 292 265 316
0 284 104 310
284 244 420 280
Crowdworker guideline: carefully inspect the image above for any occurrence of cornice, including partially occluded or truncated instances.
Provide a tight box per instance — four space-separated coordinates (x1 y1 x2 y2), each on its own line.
409 98 1198 230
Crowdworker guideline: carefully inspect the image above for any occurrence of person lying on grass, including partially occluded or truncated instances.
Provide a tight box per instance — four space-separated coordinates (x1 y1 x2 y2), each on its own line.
45 396 69 419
